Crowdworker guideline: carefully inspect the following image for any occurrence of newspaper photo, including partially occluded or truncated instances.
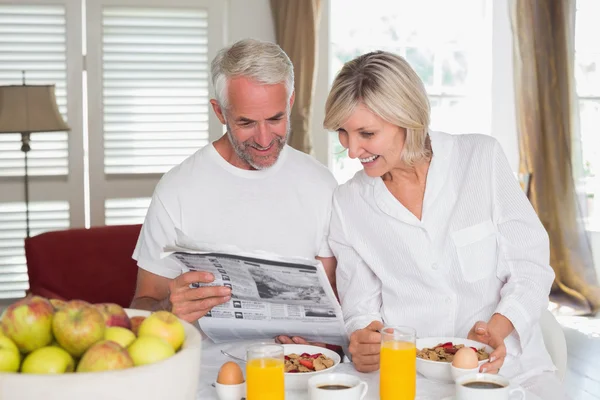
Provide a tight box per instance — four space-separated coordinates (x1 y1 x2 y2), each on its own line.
162 232 349 346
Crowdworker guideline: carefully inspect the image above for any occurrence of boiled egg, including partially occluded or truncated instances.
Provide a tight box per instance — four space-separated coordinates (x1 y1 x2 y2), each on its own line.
452 347 479 369
217 361 245 385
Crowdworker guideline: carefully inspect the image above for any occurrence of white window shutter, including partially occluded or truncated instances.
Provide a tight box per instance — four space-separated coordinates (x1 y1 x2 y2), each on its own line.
0 202 70 299
0 4 68 177
101 6 211 175
105 197 151 226
0 1 83 300
86 0 225 227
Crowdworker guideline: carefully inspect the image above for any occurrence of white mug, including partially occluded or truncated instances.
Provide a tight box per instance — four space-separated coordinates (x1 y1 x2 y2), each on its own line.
455 373 526 400
308 373 368 400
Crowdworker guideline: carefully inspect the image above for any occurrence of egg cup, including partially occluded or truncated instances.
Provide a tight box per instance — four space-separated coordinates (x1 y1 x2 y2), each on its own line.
450 364 480 382
214 381 246 400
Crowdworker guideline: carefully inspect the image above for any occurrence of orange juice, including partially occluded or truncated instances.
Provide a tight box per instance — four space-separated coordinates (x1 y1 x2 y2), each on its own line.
246 357 284 400
380 340 416 400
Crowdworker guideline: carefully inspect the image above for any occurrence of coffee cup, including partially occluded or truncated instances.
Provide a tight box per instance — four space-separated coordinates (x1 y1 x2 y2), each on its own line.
455 373 526 400
308 373 368 400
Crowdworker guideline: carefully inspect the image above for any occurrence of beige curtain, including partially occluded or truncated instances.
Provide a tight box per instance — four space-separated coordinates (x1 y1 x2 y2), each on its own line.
511 0 600 314
270 0 321 154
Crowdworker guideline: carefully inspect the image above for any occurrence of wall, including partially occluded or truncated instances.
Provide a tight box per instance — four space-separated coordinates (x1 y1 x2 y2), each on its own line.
228 0 275 44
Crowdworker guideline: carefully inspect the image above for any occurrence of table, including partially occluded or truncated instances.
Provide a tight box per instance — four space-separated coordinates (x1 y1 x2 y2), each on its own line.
196 339 539 400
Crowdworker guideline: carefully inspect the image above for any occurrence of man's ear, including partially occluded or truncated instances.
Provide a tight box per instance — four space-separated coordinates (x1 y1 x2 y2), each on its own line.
210 99 226 124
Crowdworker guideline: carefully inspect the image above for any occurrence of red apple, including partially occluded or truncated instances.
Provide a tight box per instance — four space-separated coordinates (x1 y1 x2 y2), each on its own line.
52 301 105 357
94 303 131 329
76 340 134 372
130 316 146 335
0 296 54 353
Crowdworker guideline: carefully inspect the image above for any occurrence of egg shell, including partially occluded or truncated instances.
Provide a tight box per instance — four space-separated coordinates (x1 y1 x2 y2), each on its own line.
217 361 245 385
451 347 479 369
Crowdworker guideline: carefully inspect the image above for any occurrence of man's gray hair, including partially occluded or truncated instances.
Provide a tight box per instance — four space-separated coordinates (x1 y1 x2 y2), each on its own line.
210 38 294 110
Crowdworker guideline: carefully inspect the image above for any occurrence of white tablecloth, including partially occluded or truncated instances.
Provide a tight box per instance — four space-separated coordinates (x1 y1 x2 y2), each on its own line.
196 339 540 400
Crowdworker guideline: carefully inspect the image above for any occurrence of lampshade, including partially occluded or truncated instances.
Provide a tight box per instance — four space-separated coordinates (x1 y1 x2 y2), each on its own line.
0 85 70 134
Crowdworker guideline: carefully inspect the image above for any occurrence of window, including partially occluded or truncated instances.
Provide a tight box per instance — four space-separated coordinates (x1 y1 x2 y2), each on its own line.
329 0 491 183
0 1 81 299
86 0 222 227
99 6 210 175
575 0 600 228
0 4 69 177
0 0 225 299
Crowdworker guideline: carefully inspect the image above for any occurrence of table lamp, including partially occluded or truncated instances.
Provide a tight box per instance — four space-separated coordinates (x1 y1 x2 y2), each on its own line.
0 80 71 238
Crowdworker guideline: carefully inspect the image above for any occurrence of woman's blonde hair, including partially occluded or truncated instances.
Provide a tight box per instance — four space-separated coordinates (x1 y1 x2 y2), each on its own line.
324 51 431 166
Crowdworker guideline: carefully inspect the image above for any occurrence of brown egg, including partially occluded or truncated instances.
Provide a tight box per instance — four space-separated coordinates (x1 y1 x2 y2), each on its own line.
452 347 479 369
217 361 245 385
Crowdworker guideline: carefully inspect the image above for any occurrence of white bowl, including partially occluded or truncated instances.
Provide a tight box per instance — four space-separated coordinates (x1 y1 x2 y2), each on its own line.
0 309 203 400
283 344 341 391
416 337 492 383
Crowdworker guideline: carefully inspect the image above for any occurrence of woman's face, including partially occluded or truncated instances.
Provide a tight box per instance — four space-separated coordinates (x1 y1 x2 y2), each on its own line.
337 103 407 177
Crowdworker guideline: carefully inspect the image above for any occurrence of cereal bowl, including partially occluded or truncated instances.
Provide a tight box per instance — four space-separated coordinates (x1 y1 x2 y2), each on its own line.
416 337 493 383
282 344 341 391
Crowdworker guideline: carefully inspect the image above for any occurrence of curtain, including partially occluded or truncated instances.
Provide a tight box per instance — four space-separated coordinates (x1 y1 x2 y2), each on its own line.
511 0 600 314
270 0 322 155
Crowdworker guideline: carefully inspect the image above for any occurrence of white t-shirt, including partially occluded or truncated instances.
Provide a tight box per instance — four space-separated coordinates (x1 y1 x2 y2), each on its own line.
133 143 338 278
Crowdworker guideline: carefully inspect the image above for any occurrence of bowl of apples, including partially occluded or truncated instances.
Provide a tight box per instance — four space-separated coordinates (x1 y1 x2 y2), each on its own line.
0 296 202 400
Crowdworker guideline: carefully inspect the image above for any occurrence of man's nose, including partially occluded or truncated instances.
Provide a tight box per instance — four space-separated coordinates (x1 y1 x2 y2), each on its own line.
254 122 272 147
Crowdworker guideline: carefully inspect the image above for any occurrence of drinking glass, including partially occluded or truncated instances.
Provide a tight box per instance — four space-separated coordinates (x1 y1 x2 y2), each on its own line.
246 343 285 400
379 326 417 400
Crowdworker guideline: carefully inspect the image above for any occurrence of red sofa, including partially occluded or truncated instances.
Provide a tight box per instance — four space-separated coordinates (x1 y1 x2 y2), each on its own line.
25 224 142 308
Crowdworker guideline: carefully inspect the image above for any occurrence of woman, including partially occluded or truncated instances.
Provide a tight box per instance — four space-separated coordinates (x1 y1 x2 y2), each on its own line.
324 51 565 399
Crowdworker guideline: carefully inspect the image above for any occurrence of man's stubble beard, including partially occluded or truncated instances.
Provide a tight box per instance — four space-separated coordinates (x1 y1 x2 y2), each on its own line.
225 120 290 170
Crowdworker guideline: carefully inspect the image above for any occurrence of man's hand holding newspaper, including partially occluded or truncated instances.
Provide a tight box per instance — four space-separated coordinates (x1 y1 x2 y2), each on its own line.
166 271 232 323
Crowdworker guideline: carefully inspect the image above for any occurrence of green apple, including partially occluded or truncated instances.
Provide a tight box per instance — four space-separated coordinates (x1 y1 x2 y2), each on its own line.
52 301 105 357
95 303 131 329
21 346 74 374
0 334 20 372
0 296 54 353
105 326 136 348
49 298 67 311
77 340 134 372
130 316 146 336
127 336 175 366
138 311 185 351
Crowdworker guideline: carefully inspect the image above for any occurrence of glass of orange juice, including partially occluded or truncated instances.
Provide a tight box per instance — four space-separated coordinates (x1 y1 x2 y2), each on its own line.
380 325 416 400
246 343 285 400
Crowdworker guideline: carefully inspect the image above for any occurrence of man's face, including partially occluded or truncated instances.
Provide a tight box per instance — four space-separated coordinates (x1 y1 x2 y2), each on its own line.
215 77 293 170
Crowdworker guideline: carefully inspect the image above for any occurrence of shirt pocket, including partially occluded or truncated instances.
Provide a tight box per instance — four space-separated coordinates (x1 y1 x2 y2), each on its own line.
451 219 498 282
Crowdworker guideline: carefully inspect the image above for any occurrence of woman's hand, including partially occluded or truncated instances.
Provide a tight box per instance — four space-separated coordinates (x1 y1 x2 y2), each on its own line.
467 314 513 374
348 320 383 373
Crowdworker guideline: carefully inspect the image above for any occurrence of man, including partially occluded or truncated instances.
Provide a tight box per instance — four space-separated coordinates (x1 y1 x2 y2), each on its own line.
130 38 338 342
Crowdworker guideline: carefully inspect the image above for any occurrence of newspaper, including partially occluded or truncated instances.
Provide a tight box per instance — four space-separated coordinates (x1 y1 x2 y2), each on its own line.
161 230 349 347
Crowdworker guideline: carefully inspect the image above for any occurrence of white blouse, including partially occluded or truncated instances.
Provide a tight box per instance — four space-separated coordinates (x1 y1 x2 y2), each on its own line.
329 131 557 383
